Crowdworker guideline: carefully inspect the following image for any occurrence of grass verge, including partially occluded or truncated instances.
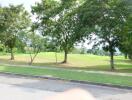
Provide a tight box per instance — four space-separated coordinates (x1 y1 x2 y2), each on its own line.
0 65 132 87
0 52 132 73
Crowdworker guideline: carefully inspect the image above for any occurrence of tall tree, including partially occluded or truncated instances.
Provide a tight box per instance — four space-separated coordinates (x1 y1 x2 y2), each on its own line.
119 14 132 59
76 0 130 70
0 5 30 60
32 0 82 63
53 14 79 63
27 33 42 65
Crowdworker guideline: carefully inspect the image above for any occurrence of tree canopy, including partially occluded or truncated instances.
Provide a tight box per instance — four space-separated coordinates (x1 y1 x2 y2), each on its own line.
75 0 131 70
0 5 31 60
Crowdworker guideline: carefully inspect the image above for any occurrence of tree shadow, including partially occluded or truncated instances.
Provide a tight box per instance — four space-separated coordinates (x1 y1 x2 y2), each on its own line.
0 58 28 65
105 59 132 64
115 59 132 64
0 57 132 73
74 64 132 73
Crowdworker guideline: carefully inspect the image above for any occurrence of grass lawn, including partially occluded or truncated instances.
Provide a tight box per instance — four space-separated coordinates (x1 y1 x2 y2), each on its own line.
0 65 132 87
0 52 132 73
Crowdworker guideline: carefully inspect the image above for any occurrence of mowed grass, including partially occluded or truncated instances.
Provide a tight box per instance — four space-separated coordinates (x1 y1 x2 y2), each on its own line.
0 52 131 87
0 65 132 87
0 52 132 73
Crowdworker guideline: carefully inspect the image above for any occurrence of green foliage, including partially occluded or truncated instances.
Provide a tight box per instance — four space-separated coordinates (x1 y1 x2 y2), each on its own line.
76 0 131 70
0 0 131 70
15 38 26 53
71 48 82 54
0 43 4 52
0 5 31 59
87 48 110 56
26 27 46 64
32 0 81 63
119 14 132 59
0 6 5 33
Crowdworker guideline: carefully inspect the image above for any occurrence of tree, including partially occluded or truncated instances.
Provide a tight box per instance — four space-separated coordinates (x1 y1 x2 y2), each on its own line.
0 5 30 60
53 15 81 63
15 32 27 53
27 33 42 65
32 0 82 63
0 6 5 33
26 24 43 65
119 14 132 60
76 0 130 70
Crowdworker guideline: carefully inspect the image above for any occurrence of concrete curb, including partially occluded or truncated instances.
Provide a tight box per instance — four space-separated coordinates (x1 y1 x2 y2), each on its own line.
0 72 132 90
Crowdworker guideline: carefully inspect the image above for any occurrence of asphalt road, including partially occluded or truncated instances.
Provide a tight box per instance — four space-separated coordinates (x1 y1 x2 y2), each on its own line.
0 73 131 100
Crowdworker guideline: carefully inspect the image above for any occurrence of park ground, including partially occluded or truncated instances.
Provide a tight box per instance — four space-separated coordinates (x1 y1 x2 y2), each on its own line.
0 52 132 87
0 52 132 73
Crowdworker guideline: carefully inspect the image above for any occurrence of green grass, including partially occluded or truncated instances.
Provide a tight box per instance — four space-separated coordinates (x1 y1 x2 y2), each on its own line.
0 65 132 87
0 52 132 73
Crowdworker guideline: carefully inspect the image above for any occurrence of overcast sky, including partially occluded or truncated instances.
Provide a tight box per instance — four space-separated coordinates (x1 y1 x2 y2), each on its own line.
0 0 41 12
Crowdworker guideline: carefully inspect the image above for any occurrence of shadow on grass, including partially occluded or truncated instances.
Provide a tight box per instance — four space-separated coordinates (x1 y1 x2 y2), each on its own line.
0 58 28 65
115 59 132 64
0 58 132 73
105 59 132 64
33 62 132 73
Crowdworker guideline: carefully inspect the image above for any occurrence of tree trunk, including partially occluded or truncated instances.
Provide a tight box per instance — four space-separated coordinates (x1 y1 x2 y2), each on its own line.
10 48 14 60
62 49 68 63
124 53 128 59
128 55 132 60
29 58 33 65
29 49 40 65
110 51 114 71
29 54 36 65
55 52 58 64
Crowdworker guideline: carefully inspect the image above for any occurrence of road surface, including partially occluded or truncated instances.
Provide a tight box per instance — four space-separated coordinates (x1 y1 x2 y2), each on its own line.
0 73 131 100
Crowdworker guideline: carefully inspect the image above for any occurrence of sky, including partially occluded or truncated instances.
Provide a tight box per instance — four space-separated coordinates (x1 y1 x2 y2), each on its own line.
0 0 41 12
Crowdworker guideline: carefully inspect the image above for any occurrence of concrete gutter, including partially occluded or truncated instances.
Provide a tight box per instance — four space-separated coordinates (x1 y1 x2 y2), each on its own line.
0 72 132 90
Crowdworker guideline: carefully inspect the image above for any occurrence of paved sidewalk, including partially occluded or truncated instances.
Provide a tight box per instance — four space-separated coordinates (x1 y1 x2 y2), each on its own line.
100 93 132 100
0 83 56 100
0 74 132 100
